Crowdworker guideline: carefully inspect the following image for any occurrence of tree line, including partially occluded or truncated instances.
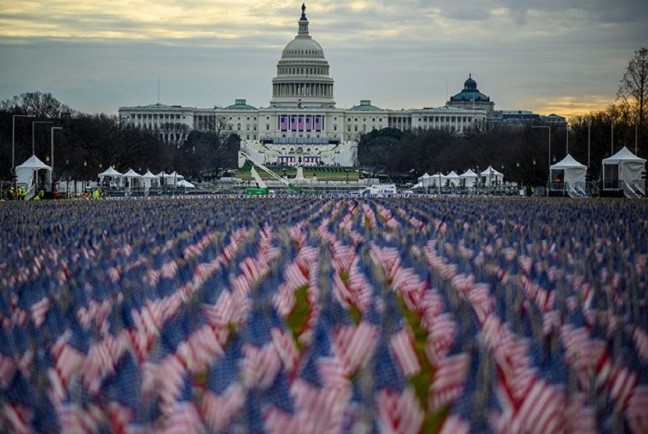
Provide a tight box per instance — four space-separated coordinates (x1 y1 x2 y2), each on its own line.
0 92 239 183
358 113 644 186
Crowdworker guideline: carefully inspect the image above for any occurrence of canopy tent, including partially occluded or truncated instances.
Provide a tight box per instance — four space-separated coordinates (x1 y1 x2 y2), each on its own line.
123 169 143 188
160 171 185 186
418 173 434 188
445 171 460 187
16 155 52 194
430 172 446 188
481 166 504 187
550 154 588 197
156 171 168 188
141 170 159 189
177 179 195 189
168 171 184 180
459 169 479 188
98 167 124 188
550 154 587 185
602 146 646 195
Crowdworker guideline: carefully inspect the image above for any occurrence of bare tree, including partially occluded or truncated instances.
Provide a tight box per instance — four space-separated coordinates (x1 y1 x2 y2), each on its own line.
617 47 648 128
202 114 230 140
0 92 75 118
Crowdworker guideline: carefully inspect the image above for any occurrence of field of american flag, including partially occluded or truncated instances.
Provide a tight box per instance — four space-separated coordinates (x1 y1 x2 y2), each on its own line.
1 196 647 434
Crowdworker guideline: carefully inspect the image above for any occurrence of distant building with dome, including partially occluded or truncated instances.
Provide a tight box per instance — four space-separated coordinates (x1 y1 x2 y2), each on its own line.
447 74 494 112
118 4 561 167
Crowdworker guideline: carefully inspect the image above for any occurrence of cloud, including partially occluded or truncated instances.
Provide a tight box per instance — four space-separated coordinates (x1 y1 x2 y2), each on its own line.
533 95 615 118
0 0 644 116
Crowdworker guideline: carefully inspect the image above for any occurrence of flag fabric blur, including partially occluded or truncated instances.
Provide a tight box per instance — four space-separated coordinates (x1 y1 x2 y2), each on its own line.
1 197 647 433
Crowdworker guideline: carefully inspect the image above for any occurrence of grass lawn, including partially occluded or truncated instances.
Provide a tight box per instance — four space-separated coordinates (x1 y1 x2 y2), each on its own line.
234 166 360 182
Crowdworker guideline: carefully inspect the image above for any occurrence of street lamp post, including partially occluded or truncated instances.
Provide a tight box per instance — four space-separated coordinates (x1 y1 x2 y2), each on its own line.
531 125 551 189
32 121 53 154
12 114 35 172
50 127 63 192
587 121 591 168
65 159 70 195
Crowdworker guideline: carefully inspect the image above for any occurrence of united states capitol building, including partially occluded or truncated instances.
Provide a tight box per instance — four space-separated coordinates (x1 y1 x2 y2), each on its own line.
118 4 564 167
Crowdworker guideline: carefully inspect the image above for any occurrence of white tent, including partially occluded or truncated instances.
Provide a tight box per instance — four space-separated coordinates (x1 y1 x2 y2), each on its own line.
481 166 504 187
141 170 159 189
460 169 479 188
168 171 184 180
430 172 446 188
445 171 460 187
123 168 143 188
98 166 124 187
550 154 588 197
550 154 587 185
418 172 432 188
161 171 185 186
177 179 195 189
602 146 646 195
16 155 52 195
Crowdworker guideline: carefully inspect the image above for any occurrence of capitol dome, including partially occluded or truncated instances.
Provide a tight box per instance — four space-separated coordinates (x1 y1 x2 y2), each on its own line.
281 36 325 59
270 4 335 108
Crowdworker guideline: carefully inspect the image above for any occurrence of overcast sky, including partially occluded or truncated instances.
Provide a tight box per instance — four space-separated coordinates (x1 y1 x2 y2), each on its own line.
1 1 646 118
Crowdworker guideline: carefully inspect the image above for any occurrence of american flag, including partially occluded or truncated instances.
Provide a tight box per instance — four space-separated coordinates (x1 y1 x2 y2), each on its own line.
428 352 469 412
161 377 204 434
2 197 648 433
376 388 424 434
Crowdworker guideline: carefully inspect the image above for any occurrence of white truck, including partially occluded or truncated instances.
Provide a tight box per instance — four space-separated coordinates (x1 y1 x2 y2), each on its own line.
359 184 397 196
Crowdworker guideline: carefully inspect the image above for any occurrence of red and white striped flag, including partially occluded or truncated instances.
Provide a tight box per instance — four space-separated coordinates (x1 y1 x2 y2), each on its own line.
428 353 469 412
376 388 424 434
390 328 420 376
332 322 378 375
625 385 648 434
200 385 245 433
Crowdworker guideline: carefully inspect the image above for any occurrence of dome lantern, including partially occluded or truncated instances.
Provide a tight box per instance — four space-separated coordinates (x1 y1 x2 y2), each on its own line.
298 3 309 36
464 73 477 90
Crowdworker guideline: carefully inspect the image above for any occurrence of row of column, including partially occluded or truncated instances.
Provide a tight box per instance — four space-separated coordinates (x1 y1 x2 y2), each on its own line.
280 67 327 76
274 83 332 98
